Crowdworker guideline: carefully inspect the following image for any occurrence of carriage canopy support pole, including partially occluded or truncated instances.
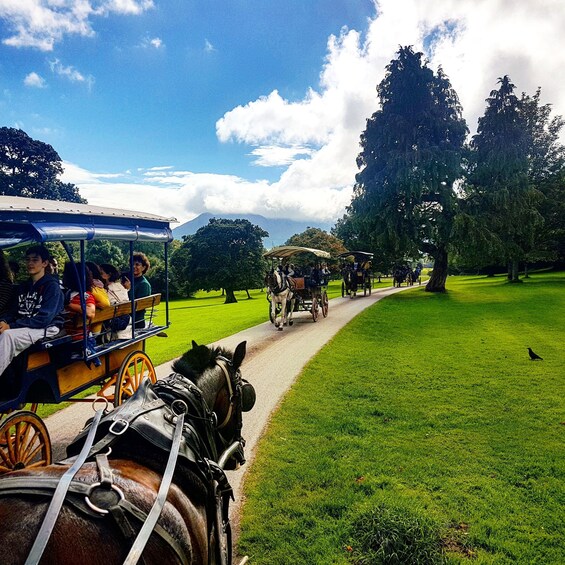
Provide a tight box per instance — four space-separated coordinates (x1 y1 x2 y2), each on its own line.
165 242 170 328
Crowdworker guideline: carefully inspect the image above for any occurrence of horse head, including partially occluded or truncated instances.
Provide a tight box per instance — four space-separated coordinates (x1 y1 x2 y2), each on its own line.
170 340 255 468
265 269 287 295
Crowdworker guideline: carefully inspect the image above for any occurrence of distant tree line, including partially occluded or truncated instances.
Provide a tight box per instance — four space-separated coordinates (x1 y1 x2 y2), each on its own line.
334 46 565 291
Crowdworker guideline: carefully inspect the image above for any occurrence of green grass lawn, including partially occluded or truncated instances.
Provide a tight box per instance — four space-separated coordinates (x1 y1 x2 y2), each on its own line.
237 272 565 564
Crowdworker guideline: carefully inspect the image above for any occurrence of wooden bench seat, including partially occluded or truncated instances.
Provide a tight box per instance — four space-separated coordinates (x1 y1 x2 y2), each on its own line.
90 293 161 325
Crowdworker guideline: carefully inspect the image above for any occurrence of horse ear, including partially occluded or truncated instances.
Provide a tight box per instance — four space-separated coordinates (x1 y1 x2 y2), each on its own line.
232 341 246 369
192 340 198 348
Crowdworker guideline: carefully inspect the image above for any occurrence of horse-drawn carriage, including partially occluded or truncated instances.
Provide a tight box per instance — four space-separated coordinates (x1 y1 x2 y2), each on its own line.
0 196 173 472
264 245 331 328
392 262 422 287
337 251 373 298
0 196 256 564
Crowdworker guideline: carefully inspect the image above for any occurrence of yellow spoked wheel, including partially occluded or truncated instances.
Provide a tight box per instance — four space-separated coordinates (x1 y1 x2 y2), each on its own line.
0 411 52 474
114 350 157 407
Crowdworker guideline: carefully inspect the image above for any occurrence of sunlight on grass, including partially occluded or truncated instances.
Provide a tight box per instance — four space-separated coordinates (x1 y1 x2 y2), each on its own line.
238 272 565 564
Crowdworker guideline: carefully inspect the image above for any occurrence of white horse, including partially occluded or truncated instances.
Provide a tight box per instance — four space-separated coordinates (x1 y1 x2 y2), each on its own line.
265 270 295 330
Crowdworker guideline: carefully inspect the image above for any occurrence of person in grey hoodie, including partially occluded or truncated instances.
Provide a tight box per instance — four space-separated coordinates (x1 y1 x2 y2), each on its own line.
0 245 65 376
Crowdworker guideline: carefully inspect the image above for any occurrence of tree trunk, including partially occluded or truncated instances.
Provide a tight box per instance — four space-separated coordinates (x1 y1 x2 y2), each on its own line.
524 263 529 278
245 289 252 299
508 259 522 283
224 288 237 303
425 248 448 292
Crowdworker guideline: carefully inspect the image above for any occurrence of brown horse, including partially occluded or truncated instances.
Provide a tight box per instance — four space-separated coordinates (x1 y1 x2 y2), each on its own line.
0 340 255 565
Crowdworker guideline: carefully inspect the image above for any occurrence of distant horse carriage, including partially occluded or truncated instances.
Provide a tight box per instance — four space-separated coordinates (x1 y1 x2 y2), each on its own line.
393 263 422 287
337 251 373 298
264 246 331 328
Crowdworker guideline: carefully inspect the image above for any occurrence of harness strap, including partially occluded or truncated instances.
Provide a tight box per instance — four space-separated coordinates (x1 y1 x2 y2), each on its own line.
96 451 114 487
95 451 147 565
123 403 187 565
79 398 166 459
24 405 106 565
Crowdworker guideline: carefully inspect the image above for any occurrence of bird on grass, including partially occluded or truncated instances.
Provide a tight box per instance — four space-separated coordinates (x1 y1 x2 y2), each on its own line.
527 347 543 361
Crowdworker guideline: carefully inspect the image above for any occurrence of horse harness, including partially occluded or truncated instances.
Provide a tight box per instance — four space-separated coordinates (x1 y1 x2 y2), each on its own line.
267 271 294 295
0 357 254 565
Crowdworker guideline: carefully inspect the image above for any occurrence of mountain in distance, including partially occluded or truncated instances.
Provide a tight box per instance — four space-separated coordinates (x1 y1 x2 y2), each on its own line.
172 213 334 248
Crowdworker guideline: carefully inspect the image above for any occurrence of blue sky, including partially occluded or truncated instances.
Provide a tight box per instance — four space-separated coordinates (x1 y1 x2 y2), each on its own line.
1 0 564 226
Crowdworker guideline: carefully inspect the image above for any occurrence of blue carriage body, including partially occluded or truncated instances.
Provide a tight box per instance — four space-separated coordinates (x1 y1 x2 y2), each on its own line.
0 196 175 412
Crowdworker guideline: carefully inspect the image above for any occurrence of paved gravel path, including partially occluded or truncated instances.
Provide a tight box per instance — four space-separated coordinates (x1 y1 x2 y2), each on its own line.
46 284 411 544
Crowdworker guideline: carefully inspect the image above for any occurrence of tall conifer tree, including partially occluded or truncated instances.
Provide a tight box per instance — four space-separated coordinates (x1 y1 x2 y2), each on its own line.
464 76 542 281
351 46 467 292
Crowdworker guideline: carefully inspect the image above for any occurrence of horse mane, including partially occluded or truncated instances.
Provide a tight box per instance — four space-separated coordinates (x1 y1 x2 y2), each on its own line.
171 341 232 384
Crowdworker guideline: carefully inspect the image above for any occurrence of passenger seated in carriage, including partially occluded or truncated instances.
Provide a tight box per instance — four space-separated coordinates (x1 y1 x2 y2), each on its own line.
284 263 295 277
62 262 96 341
307 263 322 287
99 263 132 341
0 245 65 377
320 262 330 284
129 252 152 329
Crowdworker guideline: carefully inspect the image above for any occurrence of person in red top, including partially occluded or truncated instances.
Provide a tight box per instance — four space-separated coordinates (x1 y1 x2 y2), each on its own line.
62 262 96 341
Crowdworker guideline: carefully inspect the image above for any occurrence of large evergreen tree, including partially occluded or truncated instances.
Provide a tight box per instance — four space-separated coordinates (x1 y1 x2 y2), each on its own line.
350 46 467 292
172 218 268 303
459 77 544 281
0 127 84 203
520 89 565 264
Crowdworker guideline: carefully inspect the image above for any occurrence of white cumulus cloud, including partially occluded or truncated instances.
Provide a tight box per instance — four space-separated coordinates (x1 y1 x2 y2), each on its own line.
49 59 94 90
0 0 154 51
24 71 46 88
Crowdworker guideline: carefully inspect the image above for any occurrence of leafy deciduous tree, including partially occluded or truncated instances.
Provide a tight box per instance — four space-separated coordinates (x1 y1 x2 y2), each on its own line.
0 127 84 203
172 218 268 303
285 227 347 257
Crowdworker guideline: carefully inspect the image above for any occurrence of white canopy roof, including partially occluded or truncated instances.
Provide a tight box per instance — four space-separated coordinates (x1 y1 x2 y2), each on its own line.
0 195 176 223
263 245 331 260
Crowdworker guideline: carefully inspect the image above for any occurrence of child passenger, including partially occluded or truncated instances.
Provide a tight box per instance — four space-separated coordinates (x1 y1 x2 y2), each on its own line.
62 262 96 341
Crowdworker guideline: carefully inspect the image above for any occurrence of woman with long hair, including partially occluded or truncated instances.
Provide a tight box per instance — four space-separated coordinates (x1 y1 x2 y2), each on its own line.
62 262 96 341
99 263 131 340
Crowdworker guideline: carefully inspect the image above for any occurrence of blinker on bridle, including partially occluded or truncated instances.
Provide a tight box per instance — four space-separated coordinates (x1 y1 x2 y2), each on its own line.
214 357 256 430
